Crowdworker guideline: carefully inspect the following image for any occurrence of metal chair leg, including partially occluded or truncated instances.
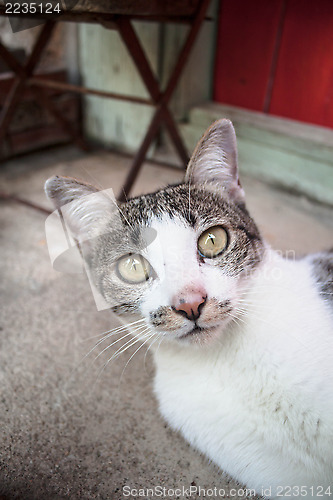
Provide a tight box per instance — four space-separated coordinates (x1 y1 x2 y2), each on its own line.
0 22 56 148
116 0 211 199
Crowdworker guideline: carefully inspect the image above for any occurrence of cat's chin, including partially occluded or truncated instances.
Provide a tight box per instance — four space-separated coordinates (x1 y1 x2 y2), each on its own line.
177 324 222 345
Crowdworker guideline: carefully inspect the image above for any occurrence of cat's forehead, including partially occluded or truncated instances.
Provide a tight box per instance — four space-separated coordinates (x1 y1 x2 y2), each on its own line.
120 183 245 228
149 213 194 252
97 184 261 264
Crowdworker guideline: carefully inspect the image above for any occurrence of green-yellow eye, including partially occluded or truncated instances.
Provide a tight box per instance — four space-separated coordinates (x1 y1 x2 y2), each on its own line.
117 254 151 284
198 226 228 258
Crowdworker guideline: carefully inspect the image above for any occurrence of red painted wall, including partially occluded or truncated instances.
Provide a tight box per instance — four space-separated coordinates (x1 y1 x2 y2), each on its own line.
213 0 333 128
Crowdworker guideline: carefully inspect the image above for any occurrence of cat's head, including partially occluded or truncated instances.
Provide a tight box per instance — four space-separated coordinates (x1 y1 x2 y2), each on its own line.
45 120 264 345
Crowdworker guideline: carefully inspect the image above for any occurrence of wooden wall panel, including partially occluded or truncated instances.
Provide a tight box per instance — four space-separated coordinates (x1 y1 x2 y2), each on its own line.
213 0 283 111
269 0 333 128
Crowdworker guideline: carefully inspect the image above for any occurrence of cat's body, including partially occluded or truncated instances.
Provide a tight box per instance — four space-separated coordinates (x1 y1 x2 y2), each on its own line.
45 120 333 499
154 246 333 498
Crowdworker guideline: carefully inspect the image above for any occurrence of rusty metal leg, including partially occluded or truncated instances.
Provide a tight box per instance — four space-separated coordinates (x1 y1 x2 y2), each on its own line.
117 106 164 202
0 42 25 76
0 190 52 215
117 18 189 196
117 17 161 101
0 79 26 147
117 19 189 166
161 106 189 164
24 21 56 73
160 0 211 164
0 20 88 154
116 1 211 198
161 0 212 105
0 22 56 148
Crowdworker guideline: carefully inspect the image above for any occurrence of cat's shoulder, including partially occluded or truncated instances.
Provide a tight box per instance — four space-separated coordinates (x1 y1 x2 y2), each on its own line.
305 249 333 306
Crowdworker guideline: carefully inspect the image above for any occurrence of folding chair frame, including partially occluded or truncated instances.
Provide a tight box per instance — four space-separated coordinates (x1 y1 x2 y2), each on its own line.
0 0 211 199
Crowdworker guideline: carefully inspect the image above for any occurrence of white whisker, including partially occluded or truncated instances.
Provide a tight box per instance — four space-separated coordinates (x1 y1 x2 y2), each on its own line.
93 324 149 362
95 328 153 383
82 318 146 343
143 333 161 372
119 331 155 384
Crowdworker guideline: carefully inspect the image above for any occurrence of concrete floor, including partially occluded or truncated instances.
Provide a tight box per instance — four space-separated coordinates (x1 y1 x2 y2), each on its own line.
0 146 333 500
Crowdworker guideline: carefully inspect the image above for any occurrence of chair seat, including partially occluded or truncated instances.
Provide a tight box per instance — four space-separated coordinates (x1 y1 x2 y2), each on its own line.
0 0 201 19
69 0 201 17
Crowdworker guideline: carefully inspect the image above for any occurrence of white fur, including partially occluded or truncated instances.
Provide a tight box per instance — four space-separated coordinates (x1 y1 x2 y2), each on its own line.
141 216 238 327
139 218 333 499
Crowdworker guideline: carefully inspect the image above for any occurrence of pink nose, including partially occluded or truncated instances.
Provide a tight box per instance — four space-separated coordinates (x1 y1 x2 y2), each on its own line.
173 292 207 321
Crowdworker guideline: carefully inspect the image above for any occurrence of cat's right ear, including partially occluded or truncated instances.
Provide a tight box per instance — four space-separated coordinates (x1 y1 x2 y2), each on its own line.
185 119 245 204
44 176 115 242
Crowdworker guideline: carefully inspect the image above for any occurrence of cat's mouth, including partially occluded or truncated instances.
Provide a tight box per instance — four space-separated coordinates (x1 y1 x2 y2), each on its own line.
179 325 217 340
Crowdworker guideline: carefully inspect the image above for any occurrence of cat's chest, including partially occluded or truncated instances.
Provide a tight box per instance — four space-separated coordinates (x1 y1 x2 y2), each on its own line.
153 341 333 492
152 257 333 432
153 304 332 423
153 342 292 429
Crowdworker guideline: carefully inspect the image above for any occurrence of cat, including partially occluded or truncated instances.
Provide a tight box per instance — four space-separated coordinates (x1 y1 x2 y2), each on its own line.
45 119 333 499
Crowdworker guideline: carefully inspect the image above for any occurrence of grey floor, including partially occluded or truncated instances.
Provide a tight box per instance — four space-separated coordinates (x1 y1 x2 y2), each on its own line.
1 146 333 500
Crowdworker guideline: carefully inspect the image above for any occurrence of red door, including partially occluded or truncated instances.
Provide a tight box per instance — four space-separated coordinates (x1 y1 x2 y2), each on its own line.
213 0 333 128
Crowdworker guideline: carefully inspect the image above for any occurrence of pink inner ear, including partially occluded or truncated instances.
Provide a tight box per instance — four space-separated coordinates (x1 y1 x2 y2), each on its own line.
184 119 246 203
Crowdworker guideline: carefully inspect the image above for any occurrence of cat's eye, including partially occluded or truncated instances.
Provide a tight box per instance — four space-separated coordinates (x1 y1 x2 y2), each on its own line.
116 254 151 284
197 226 228 258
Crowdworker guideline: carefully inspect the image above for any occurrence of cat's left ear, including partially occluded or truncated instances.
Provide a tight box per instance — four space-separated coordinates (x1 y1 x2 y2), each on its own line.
44 175 116 243
185 119 245 204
